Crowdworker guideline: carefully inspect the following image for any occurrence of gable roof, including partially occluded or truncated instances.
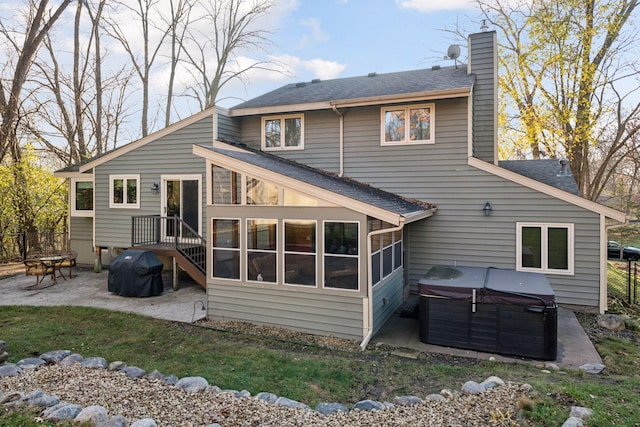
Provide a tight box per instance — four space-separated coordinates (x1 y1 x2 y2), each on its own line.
499 159 580 195
54 107 218 177
193 141 435 226
230 65 475 116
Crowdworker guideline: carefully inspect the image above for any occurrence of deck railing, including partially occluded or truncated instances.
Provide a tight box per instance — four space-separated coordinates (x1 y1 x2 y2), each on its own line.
131 215 206 273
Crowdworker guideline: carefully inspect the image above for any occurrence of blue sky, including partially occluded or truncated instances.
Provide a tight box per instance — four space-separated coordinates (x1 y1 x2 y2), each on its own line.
217 0 480 107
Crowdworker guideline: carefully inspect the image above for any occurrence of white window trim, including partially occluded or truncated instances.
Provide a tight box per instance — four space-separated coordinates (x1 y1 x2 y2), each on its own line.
246 218 278 284
70 177 94 217
516 222 574 276
211 217 242 281
261 114 305 151
380 103 435 145
322 220 360 292
109 174 140 209
283 219 317 288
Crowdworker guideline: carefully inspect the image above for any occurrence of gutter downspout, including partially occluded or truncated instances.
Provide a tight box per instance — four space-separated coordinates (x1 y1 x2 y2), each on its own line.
360 219 406 351
332 105 344 177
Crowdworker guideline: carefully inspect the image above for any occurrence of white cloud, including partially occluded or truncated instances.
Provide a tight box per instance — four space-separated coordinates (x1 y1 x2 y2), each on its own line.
301 58 346 80
298 17 329 45
395 0 476 12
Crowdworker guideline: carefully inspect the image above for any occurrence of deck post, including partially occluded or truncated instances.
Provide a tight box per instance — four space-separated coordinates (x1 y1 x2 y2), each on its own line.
94 246 102 273
173 257 179 291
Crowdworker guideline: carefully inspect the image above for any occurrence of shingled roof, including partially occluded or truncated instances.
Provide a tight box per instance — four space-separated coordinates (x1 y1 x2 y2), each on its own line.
197 142 435 222
499 159 580 195
231 65 474 112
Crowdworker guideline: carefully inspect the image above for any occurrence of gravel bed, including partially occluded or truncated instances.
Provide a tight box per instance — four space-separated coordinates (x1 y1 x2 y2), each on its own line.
1 364 527 426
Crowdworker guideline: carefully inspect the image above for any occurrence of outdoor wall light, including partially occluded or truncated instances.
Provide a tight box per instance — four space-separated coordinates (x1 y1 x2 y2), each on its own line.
150 182 160 194
483 201 492 216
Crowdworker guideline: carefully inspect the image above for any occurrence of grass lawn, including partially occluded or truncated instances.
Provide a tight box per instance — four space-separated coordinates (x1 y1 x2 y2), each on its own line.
1 305 639 426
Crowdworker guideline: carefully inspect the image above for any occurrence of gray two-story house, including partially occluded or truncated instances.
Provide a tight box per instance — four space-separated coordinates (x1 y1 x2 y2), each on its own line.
56 31 625 347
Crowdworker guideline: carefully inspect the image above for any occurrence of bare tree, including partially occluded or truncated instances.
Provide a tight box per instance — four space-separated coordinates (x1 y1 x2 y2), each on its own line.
0 0 73 164
477 0 640 199
181 0 276 109
104 0 173 137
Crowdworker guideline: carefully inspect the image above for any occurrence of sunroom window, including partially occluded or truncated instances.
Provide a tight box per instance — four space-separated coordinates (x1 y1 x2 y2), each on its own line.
381 104 434 145
324 221 359 291
211 165 240 204
247 219 277 283
517 222 574 275
370 219 403 286
246 177 279 205
284 220 316 286
212 218 240 280
262 115 304 150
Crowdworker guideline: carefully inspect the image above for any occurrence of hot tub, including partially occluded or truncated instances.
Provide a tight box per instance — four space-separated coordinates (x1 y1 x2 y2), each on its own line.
418 265 557 360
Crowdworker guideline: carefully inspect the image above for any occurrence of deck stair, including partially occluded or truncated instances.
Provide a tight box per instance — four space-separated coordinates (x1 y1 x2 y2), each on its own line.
131 216 206 288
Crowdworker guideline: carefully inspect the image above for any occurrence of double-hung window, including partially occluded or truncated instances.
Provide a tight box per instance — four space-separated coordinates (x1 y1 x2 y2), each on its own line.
381 103 434 145
109 175 139 208
262 114 304 150
247 219 277 283
71 178 93 216
284 220 316 286
517 223 574 275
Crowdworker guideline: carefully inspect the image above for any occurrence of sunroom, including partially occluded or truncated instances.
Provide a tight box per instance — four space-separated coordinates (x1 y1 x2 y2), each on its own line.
193 141 435 343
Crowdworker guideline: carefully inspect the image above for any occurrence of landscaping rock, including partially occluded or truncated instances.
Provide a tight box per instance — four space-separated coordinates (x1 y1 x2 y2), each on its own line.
352 399 385 411
163 374 178 385
206 385 222 394
315 402 349 415
579 363 605 374
81 357 108 369
17 357 46 370
545 363 560 371
0 351 8 364
255 392 278 403
145 370 165 381
275 396 310 409
393 395 423 406
97 415 128 427
561 416 585 427
0 391 24 405
25 390 60 407
121 366 146 378
440 388 457 400
60 354 84 366
0 340 7 353
426 393 447 401
175 376 208 393
75 405 109 424
130 418 158 427
109 361 127 371
597 314 625 331
461 380 485 395
480 375 505 389
570 406 594 419
0 363 20 377
45 403 83 421
39 350 71 363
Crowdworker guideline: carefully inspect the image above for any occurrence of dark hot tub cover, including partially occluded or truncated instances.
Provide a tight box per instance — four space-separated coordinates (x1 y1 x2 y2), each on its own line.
108 250 163 297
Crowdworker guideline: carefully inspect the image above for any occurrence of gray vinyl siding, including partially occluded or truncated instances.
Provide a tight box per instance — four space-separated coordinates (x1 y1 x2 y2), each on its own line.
205 205 366 339
217 110 238 142
469 31 497 163
208 283 363 339
69 216 94 265
237 111 341 173
94 115 212 248
372 269 404 334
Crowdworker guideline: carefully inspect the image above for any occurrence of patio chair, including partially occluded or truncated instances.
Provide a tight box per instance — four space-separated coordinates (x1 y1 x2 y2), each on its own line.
24 259 55 288
58 249 78 278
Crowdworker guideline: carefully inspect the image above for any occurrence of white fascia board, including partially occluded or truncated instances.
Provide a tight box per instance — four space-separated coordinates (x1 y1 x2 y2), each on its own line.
469 156 627 222
229 89 471 117
78 107 217 173
193 144 408 225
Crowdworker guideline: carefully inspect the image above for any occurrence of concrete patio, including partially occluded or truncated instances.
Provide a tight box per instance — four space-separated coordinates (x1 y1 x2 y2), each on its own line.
0 267 602 369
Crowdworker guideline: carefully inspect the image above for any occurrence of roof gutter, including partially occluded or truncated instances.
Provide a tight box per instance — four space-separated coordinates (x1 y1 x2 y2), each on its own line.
360 219 405 351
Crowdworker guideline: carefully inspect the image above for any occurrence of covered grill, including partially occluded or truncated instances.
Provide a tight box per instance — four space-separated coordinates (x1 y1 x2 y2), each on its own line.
418 265 557 360
108 250 164 297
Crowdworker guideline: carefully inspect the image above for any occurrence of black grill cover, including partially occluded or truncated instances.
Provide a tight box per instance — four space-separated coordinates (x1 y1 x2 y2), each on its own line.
108 250 164 297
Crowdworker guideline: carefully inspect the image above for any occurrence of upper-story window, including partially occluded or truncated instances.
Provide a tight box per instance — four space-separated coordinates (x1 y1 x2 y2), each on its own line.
381 103 434 145
71 178 93 217
262 114 304 150
109 175 139 208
